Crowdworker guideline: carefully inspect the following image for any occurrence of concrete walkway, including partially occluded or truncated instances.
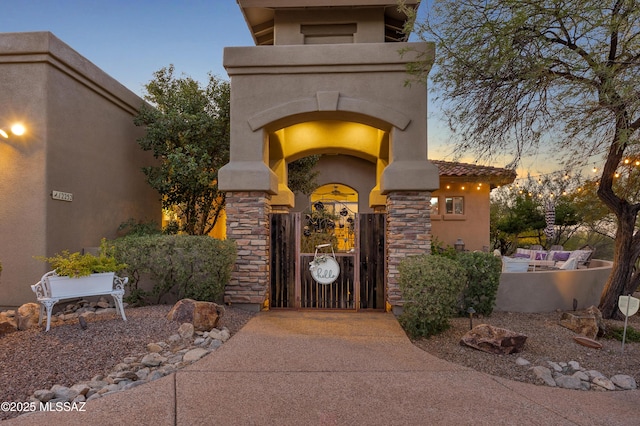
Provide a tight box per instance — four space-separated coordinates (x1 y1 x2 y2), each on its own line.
9 311 639 425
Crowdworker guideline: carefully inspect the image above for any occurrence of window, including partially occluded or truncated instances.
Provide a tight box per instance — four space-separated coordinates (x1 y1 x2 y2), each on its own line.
430 197 439 215
445 196 464 215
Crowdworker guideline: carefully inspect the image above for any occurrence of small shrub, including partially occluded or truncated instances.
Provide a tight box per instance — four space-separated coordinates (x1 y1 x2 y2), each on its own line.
398 254 467 338
111 234 236 305
455 251 502 316
605 325 640 343
430 236 458 259
36 239 127 277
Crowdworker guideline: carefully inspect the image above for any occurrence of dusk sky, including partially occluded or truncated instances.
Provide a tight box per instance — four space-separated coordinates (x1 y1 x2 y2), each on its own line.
0 1 550 175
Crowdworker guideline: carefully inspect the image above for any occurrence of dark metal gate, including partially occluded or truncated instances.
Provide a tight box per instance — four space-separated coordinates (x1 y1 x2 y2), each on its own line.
270 212 385 310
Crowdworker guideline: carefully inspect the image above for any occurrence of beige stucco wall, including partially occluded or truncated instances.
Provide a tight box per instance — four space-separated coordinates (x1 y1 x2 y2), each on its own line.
274 8 384 44
292 155 376 213
219 42 439 198
495 260 612 312
430 183 491 251
0 32 160 308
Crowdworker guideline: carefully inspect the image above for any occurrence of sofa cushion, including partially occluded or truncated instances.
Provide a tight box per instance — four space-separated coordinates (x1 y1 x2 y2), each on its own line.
553 251 571 262
535 251 548 260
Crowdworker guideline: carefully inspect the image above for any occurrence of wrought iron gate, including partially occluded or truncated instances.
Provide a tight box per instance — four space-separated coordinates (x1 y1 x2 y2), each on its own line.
270 212 385 310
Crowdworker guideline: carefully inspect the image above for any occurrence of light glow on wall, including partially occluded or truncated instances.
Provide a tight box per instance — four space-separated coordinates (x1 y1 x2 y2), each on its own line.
10 123 25 136
0 123 27 138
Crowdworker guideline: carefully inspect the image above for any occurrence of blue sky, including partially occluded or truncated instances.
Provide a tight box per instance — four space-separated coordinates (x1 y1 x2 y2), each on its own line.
1 1 542 175
1 0 254 94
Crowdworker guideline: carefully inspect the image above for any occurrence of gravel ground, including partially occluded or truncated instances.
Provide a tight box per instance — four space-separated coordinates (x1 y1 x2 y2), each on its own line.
0 305 255 421
1 306 638 421
412 311 640 386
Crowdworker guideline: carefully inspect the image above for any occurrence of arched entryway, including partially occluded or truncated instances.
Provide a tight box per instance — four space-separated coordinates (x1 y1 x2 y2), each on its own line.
270 181 386 310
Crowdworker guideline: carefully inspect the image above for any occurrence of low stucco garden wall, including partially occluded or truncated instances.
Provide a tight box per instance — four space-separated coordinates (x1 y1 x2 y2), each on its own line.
494 259 613 313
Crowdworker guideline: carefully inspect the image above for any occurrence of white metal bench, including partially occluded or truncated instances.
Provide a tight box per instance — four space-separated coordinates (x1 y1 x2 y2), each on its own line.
31 271 127 331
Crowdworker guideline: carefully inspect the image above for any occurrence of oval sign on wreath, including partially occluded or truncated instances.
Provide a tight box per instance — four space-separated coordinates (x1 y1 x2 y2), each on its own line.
309 243 340 285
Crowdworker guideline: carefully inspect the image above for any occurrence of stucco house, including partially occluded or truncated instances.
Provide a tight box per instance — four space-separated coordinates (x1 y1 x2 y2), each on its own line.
0 32 159 309
430 160 516 251
218 0 517 313
0 2 516 310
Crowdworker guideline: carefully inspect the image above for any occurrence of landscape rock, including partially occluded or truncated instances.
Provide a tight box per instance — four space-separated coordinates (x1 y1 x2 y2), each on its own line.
183 348 209 363
70 383 90 396
141 353 167 367
33 389 55 402
571 371 589 382
568 361 582 371
515 357 530 366
592 376 616 391
16 303 40 330
555 375 583 390
146 343 163 353
460 324 527 354
178 322 195 340
167 299 224 331
50 384 79 401
611 375 637 390
585 306 606 336
559 307 605 339
0 317 17 336
547 361 563 372
531 366 556 387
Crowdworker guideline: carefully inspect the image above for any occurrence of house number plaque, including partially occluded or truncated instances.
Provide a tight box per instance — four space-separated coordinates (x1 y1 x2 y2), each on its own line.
51 190 73 202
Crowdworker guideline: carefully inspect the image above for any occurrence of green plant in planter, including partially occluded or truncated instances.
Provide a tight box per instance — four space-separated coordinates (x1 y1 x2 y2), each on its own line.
36 239 127 278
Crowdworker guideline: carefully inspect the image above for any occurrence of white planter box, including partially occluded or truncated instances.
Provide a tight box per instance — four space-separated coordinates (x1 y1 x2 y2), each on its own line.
47 272 115 298
31 270 127 331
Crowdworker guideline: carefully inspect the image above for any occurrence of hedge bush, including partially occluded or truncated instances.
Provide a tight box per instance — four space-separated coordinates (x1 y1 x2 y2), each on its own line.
398 254 467 338
455 251 502 316
111 235 236 305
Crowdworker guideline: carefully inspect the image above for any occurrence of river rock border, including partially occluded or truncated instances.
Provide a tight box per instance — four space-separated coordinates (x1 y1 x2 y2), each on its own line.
24 321 229 412
517 357 637 391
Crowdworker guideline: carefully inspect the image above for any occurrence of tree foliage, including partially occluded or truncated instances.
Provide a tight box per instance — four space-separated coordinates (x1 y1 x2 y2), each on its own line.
288 155 320 195
407 0 640 318
491 172 586 251
134 65 230 235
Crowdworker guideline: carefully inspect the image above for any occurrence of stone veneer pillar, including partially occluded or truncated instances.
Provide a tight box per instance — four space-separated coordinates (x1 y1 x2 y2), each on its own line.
224 191 271 311
386 191 432 313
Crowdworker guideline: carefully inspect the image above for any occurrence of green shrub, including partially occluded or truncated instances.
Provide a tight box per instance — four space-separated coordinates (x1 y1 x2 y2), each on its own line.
117 218 162 237
605 325 640 342
36 239 127 277
398 254 467 338
455 251 502 316
111 235 236 305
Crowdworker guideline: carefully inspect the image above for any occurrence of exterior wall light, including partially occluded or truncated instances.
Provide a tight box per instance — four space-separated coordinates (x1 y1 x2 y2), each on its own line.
0 123 26 138
11 123 25 136
454 238 465 252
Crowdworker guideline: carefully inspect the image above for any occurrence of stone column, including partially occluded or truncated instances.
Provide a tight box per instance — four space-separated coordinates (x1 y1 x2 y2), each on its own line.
386 191 432 314
224 191 271 311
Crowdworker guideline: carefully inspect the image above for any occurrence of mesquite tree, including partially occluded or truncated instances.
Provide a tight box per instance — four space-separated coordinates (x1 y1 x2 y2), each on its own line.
406 0 640 318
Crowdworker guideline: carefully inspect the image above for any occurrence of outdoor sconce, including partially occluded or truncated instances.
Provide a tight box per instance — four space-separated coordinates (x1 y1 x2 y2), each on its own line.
454 238 465 252
467 307 476 330
0 123 26 139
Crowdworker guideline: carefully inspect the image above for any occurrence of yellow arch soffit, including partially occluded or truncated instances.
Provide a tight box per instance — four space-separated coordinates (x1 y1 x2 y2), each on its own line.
247 91 411 132
276 121 383 163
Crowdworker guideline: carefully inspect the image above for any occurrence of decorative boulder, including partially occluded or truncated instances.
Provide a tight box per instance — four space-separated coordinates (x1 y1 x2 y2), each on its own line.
460 324 528 355
0 316 17 336
559 306 605 339
17 302 41 330
167 299 224 332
